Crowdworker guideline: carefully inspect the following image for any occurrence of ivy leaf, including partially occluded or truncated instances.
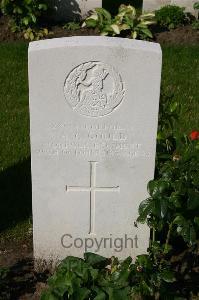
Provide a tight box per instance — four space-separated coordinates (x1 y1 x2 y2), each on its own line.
169 193 181 208
140 27 153 38
169 101 178 113
22 16 30 25
110 24 120 34
84 252 109 268
194 2 199 9
137 198 153 223
95 8 112 22
161 270 176 283
73 287 90 299
173 215 185 226
183 225 196 245
187 190 199 210
103 287 131 300
85 19 97 28
148 180 170 198
120 256 132 269
30 13 37 23
40 291 59 300
94 290 106 300
38 3 47 10
173 216 196 245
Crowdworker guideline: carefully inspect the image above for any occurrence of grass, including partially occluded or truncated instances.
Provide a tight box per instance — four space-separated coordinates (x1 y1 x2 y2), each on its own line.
0 42 31 234
0 42 198 237
161 46 199 134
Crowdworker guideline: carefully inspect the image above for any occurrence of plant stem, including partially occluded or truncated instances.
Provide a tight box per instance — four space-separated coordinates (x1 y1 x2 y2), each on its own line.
164 222 173 253
153 227 156 242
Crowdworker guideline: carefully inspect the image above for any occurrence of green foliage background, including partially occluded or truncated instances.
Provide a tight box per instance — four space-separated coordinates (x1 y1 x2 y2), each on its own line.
103 0 142 14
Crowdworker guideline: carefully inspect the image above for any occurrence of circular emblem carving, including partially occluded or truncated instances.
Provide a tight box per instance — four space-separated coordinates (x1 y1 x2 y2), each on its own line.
64 61 125 117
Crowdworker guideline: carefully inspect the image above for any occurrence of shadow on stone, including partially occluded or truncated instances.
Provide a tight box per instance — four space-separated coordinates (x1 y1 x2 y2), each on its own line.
48 0 81 23
0 159 32 232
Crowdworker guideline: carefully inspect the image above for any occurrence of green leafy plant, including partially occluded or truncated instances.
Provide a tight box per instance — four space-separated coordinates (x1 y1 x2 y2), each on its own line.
82 5 155 40
192 19 199 29
0 267 8 281
0 0 48 32
63 22 81 30
156 91 180 171
192 2 199 29
155 5 187 30
41 252 177 299
138 138 199 247
23 27 50 41
194 1 199 10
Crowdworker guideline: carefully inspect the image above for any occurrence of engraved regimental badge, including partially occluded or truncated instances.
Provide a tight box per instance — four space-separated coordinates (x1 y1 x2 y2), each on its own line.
64 61 125 117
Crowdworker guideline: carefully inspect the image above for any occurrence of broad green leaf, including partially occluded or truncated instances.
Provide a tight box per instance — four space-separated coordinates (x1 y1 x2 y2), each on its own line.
110 24 120 34
84 252 109 268
22 17 30 26
173 215 186 226
94 290 106 300
169 101 178 113
30 13 37 23
174 216 196 245
87 13 98 21
140 27 153 38
136 254 153 270
29 31 34 41
73 287 90 300
119 24 130 30
140 13 155 19
120 256 132 269
131 31 137 39
95 8 112 21
148 180 170 198
85 19 97 28
137 198 153 223
161 270 176 283
187 190 199 210
100 31 109 36
194 2 199 9
40 291 59 300
38 4 48 10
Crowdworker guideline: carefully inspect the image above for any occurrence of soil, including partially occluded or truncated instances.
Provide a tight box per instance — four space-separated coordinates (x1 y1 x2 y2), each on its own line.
0 234 49 300
0 16 199 45
154 25 199 45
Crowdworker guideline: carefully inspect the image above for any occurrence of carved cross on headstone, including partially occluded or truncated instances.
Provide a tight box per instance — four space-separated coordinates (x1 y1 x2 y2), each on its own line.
66 161 120 235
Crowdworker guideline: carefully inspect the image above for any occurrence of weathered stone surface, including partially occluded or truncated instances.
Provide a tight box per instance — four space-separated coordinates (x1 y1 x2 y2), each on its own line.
29 36 162 263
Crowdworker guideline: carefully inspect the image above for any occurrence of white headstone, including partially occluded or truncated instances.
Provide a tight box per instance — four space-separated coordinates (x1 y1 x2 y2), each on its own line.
29 36 162 263
49 0 102 22
143 0 196 16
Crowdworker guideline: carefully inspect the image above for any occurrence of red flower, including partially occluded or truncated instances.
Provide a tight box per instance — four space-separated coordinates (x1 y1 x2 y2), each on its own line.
189 131 199 141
